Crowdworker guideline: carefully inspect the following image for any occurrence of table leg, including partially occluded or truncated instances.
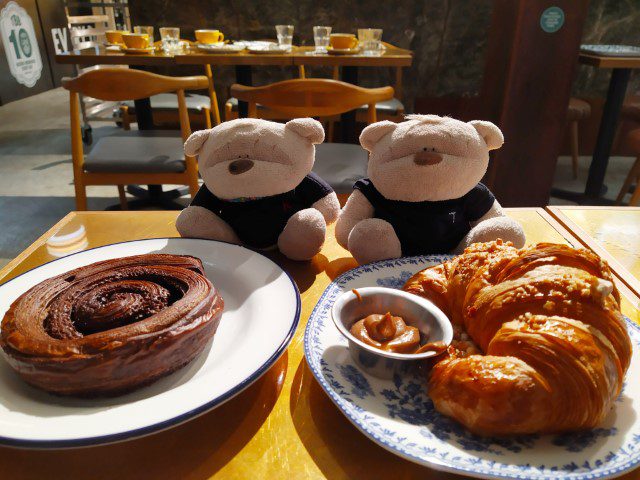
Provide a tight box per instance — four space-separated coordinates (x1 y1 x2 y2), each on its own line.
551 68 631 205
340 66 359 143
584 68 631 197
235 65 253 118
133 97 154 130
115 76 186 210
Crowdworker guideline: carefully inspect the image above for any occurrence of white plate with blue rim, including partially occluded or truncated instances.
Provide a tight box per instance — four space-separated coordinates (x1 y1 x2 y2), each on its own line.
304 255 640 479
0 238 300 448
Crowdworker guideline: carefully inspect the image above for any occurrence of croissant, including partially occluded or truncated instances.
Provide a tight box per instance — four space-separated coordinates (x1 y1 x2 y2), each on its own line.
403 241 632 436
1 254 223 397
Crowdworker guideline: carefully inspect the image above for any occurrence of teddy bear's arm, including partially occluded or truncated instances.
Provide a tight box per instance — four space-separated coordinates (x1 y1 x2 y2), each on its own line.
335 190 375 249
469 199 505 226
311 192 340 225
176 206 241 244
457 199 526 252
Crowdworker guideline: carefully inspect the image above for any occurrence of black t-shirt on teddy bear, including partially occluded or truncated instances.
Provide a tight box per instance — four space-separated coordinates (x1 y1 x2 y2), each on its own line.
354 179 495 255
190 173 333 249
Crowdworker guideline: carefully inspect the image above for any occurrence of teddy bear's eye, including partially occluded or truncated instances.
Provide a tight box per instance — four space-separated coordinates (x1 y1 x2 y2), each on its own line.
422 147 427 151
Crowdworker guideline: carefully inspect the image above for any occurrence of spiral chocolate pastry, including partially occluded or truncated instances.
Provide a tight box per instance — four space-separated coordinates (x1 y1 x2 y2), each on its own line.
0 254 223 397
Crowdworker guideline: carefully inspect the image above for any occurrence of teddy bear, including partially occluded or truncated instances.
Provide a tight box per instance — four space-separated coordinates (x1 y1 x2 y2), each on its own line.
176 118 340 260
335 114 526 265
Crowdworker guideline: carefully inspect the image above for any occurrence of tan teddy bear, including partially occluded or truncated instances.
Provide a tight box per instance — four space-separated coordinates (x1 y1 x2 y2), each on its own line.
336 114 525 265
176 118 340 260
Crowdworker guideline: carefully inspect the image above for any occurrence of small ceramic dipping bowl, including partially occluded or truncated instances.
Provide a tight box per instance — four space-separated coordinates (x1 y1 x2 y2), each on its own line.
331 287 453 379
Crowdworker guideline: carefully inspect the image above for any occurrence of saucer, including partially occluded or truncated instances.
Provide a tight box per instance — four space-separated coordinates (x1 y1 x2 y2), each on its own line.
327 46 361 55
247 45 289 54
196 43 244 53
120 46 155 54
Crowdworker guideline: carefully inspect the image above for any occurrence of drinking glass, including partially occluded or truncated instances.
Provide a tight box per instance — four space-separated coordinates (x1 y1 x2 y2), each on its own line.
134 25 154 44
358 28 383 56
160 27 180 53
275 24 294 51
313 26 331 54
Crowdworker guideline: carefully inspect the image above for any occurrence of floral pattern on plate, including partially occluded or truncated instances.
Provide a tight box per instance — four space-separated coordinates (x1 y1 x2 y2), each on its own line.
304 255 640 479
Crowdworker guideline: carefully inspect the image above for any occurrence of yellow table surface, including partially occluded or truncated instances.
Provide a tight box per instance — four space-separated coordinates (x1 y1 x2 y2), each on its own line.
0 209 639 480
548 207 640 301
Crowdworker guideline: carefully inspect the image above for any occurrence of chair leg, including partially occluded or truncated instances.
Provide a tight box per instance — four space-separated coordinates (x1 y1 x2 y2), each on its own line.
570 120 579 179
616 156 640 205
203 107 212 129
327 120 335 143
74 181 87 211
225 103 236 122
120 106 131 131
117 185 128 210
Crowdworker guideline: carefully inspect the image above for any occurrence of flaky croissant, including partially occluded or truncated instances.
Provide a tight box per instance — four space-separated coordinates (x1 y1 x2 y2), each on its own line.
403 240 632 436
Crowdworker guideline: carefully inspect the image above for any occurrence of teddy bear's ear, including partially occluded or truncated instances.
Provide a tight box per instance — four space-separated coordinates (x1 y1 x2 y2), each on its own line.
184 129 212 156
469 120 504 151
359 121 398 152
285 118 325 144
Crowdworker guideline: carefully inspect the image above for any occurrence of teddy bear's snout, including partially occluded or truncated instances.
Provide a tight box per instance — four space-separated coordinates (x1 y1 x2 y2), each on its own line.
414 151 443 166
228 159 255 175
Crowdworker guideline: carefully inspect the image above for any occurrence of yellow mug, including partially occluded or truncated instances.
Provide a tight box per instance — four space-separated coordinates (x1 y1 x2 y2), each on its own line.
105 30 129 45
122 33 150 49
330 33 358 50
195 29 224 44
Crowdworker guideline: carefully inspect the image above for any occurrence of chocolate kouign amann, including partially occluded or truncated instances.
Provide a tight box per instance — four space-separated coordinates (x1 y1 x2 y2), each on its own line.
0 254 223 397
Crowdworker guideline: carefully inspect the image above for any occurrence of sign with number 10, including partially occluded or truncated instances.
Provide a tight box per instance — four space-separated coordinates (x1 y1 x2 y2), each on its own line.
0 1 42 87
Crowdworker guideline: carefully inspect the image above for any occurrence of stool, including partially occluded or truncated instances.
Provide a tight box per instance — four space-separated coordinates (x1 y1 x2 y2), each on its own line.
567 98 591 179
621 97 640 122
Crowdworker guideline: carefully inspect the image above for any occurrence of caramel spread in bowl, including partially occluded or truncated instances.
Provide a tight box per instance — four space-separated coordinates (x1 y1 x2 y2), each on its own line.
349 312 447 355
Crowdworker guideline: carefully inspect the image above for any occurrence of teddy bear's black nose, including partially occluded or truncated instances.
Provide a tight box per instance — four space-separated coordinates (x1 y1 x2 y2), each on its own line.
414 151 443 166
228 159 254 175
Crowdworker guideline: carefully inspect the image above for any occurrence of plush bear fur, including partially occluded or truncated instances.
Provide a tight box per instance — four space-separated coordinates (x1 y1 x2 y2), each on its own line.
176 118 340 260
336 114 525 265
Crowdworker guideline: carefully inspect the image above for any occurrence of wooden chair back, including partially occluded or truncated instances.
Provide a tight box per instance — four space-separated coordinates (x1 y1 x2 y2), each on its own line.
62 69 209 209
230 79 394 124
66 13 111 50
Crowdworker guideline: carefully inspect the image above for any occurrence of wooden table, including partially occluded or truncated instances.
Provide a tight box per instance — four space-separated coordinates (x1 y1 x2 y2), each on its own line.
548 206 640 301
553 50 640 205
54 45 413 68
1 209 639 479
55 44 413 136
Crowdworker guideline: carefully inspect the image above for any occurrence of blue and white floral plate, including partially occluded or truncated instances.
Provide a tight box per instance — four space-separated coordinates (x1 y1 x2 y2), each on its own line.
304 255 640 479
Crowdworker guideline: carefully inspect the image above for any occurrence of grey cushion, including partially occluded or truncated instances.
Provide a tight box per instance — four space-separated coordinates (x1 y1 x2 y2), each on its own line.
357 97 405 114
84 131 185 173
313 143 368 194
123 93 210 112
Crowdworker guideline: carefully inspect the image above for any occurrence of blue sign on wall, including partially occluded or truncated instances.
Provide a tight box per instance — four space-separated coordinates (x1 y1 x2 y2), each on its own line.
540 6 565 33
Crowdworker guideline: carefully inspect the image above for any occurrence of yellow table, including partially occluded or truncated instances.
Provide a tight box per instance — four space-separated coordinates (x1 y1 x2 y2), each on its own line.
548 206 640 302
0 209 638 480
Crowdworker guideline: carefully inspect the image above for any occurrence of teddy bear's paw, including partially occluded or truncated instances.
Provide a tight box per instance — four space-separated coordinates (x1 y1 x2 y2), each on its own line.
278 208 327 261
176 206 241 244
348 218 402 265
456 217 526 253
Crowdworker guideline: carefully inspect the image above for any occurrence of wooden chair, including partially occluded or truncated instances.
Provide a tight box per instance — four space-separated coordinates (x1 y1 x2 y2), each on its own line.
62 68 207 210
566 97 591 179
226 49 404 141
66 13 122 143
616 128 640 206
120 40 221 130
230 78 394 196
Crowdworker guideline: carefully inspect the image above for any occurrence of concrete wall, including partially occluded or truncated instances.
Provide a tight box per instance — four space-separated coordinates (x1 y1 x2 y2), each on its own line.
129 0 640 113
